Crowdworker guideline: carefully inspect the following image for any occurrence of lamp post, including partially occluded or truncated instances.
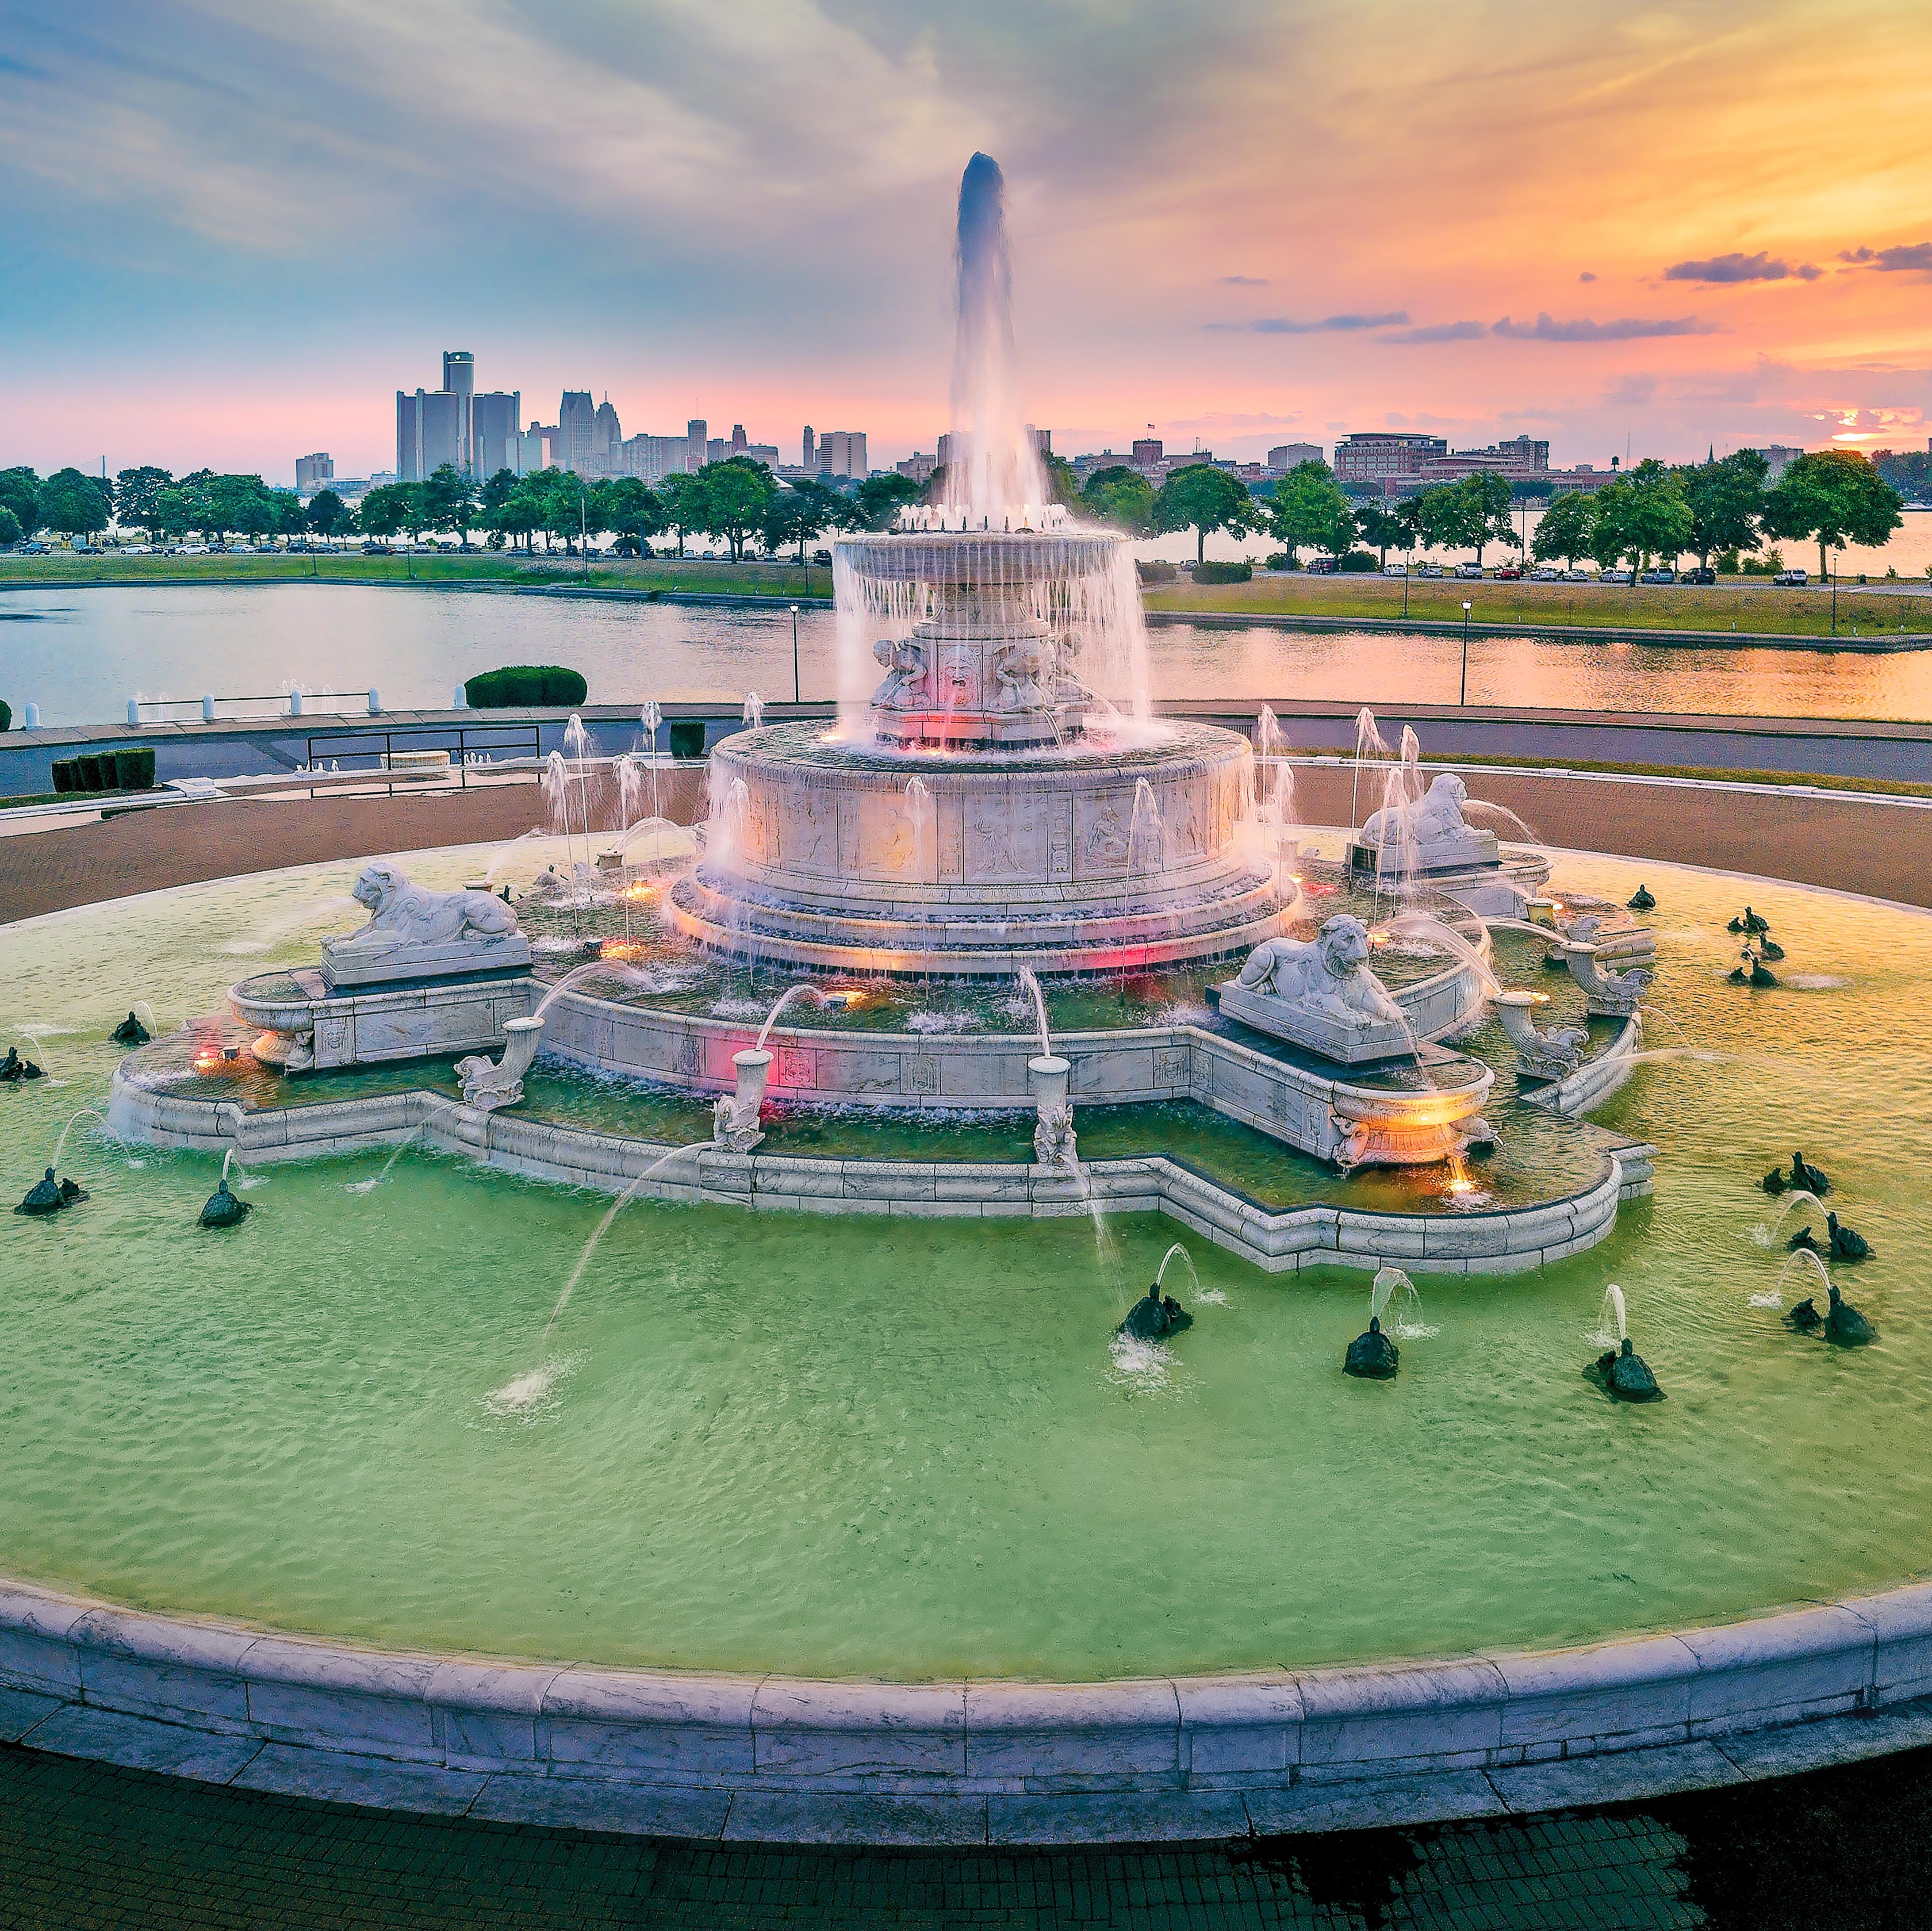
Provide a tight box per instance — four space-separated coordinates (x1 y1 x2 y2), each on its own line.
1830 550 1839 637
1460 601 1473 705
790 605 801 704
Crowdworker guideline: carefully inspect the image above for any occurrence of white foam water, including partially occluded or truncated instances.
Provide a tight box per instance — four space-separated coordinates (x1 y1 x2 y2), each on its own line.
1107 1333 1173 1390
1784 974 1848 990
906 1010 979 1034
1195 1288 1229 1306
482 1353 581 1420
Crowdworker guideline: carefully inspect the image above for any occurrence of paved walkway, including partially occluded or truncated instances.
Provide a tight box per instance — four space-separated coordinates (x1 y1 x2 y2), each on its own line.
3 760 1924 929
0 1739 1697 1929
12 1729 1932 1929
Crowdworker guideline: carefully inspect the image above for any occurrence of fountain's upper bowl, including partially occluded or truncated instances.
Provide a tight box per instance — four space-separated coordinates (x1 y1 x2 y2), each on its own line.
836 527 1125 588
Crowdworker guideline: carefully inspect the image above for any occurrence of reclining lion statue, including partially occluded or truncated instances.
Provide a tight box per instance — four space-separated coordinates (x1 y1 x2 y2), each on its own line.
1359 771 1474 851
1236 914 1406 1028
339 862 522 955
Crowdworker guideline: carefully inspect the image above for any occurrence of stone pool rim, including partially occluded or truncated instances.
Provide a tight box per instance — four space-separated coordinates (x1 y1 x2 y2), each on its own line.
6 1569 1932 1844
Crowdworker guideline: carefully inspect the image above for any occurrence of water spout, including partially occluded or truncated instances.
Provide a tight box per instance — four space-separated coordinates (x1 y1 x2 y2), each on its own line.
345 1124 423 1194
1594 1282 1629 1347
1154 1243 1199 1299
940 154 1046 521
1014 966 1053 1061
50 1107 112 1169
755 981 824 1054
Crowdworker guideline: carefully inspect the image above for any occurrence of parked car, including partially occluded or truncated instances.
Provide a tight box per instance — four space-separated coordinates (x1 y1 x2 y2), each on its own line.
1416 562 1445 578
1304 556 1336 574
1684 567 1717 585
1455 561 1483 579
811 549 832 564
361 540 395 555
1600 568 1634 584
1774 567 1809 586
1639 568 1675 584
1562 567 1591 581
1491 564 1522 579
1530 566 1561 581
16 541 48 555
1383 561 1407 576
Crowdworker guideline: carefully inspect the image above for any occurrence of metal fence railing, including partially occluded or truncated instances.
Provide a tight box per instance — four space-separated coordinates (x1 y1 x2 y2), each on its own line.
297 722 542 798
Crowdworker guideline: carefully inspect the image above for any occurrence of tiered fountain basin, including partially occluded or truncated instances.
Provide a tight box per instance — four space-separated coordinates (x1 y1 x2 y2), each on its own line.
671 721 1278 975
229 859 1500 1172
7 843 1932 1837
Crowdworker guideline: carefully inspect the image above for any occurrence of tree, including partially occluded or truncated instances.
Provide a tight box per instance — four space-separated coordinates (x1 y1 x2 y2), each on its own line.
597 477 663 556
1679 450 1767 568
114 466 173 537
697 457 779 559
422 464 479 547
1079 465 1154 535
1530 490 1596 568
535 469 592 552
0 468 38 538
1618 460 1694 570
267 489 307 540
1267 460 1355 565
358 483 411 540
306 488 350 539
497 485 545 552
38 468 114 539
657 473 705 556
763 478 840 563
1152 463 1265 565
1353 497 1410 567
1041 451 1080 507
1763 449 1905 579
0 508 20 548
854 471 920 532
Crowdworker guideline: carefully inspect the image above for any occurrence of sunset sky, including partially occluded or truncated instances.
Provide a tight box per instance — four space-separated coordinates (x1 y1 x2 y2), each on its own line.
3 0 1928 482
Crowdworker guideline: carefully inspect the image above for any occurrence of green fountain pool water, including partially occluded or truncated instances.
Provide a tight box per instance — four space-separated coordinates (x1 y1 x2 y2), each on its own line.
3 841 1930 1681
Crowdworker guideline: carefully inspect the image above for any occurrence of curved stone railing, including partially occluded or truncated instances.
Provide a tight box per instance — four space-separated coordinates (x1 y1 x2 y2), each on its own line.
108 1072 1650 1275
4 1568 1932 1842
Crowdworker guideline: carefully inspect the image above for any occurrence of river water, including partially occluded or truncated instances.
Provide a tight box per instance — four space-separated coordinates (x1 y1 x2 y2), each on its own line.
4 583 1932 727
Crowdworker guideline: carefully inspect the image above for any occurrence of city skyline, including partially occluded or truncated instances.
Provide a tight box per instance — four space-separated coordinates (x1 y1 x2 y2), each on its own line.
3 0 1929 479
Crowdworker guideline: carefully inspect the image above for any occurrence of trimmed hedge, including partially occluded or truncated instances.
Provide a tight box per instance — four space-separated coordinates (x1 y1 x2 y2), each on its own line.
1135 560 1178 584
463 665 589 709
1338 551 1378 572
50 746 155 795
1192 560 1252 585
667 719 707 759
0 700 11 731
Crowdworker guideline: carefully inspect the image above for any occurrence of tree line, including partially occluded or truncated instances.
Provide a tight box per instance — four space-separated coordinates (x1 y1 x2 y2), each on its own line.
0 459 932 559
1073 448 1905 579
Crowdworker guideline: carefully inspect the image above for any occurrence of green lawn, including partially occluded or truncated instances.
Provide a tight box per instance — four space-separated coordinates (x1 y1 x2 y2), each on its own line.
0 552 833 600
1146 572 1932 639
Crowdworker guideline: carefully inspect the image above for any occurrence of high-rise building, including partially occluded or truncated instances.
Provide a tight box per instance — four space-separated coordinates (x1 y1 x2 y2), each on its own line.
686 420 707 474
1760 443 1805 484
591 398 622 473
1131 438 1162 468
1268 443 1323 471
557 392 596 472
896 452 936 485
1026 425 1050 454
441 352 475 468
706 437 728 465
738 443 781 470
730 425 748 455
512 424 548 476
621 433 698 483
295 453 334 496
801 426 815 471
471 392 522 478
815 430 867 479
397 389 464 481
935 432 952 468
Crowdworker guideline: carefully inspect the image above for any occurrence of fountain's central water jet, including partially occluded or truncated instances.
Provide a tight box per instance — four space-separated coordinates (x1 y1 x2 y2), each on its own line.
943 153 1046 522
